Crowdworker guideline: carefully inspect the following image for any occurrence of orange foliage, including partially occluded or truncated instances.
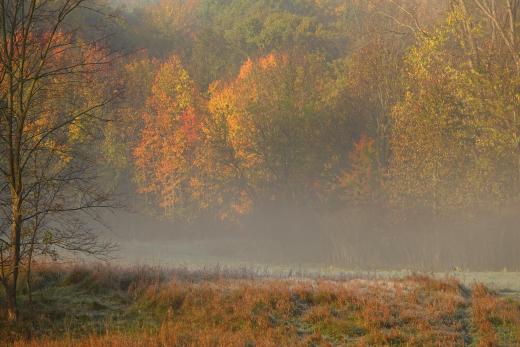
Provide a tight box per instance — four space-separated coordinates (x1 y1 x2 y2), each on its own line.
133 56 202 215
238 58 254 79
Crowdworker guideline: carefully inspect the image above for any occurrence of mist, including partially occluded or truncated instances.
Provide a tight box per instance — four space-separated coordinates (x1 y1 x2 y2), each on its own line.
104 203 520 272
81 0 520 273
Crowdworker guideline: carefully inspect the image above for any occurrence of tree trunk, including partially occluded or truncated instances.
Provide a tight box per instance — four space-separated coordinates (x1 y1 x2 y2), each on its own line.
6 201 23 322
27 250 34 308
5 281 18 322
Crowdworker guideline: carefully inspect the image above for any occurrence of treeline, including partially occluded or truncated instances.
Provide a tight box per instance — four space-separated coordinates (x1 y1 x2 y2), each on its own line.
98 0 519 224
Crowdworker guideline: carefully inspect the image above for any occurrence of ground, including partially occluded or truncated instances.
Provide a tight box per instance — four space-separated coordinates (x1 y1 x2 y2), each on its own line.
1 264 519 346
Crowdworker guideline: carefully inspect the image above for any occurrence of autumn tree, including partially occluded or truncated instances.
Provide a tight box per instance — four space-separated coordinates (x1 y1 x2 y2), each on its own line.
203 53 355 220
0 0 117 322
388 2 520 216
133 55 202 219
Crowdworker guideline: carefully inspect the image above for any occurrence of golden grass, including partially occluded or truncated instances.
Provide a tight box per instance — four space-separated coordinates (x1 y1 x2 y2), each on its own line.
4 266 519 347
472 284 520 347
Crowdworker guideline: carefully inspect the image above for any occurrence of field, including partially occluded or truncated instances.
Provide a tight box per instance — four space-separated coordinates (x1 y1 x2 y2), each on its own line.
1 265 519 346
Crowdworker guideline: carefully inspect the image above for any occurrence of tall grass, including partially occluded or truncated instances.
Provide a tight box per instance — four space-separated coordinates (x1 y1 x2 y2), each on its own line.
2 264 519 346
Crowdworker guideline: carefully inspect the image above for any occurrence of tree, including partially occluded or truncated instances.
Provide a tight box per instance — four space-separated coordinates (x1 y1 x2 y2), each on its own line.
101 52 160 186
387 3 520 216
203 52 354 219
0 0 117 322
133 55 202 219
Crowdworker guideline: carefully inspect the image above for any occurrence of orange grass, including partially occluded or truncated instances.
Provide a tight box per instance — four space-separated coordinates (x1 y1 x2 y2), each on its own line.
472 284 520 347
3 266 519 347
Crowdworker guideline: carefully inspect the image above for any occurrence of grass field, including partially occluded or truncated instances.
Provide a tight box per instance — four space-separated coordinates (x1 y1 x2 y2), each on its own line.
1 264 519 346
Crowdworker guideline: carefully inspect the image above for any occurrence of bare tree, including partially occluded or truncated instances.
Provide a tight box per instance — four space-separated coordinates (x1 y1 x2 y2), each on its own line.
0 0 118 322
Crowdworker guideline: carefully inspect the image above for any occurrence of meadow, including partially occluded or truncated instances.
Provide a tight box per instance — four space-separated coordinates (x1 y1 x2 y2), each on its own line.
1 264 519 347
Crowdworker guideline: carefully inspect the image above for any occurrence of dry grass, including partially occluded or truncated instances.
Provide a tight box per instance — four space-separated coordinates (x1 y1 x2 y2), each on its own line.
2 265 519 346
472 284 520 346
